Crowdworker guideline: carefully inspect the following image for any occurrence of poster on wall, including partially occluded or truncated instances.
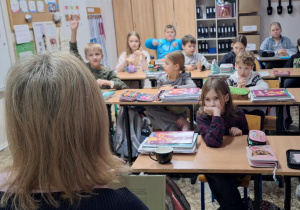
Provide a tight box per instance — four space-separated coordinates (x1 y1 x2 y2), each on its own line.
87 7 108 67
45 22 59 51
10 0 20 13
32 22 47 54
15 41 35 61
63 0 80 21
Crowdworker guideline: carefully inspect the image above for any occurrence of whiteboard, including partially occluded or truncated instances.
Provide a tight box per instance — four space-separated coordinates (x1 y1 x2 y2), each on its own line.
0 2 12 90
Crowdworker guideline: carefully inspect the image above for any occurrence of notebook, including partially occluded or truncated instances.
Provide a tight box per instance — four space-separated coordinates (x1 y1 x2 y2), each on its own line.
246 145 278 167
102 91 115 100
249 89 295 102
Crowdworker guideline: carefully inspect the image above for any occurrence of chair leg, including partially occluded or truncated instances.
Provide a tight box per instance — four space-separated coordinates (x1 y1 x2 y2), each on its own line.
259 175 262 200
201 182 205 210
244 187 248 208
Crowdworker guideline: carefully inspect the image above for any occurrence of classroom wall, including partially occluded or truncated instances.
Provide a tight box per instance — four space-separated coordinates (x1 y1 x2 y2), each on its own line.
259 1 300 46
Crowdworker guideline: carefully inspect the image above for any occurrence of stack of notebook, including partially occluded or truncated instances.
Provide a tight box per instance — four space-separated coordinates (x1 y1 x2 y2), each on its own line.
102 91 115 100
138 131 198 154
249 89 295 102
160 88 201 102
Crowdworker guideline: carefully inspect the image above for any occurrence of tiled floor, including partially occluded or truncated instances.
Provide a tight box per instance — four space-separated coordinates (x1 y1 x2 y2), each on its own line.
1 107 300 209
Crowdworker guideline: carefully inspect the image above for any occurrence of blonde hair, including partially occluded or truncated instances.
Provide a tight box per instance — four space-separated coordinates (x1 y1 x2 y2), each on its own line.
2 51 123 209
84 42 103 55
270 22 282 30
235 51 255 66
164 24 176 35
126 31 141 56
165 51 186 73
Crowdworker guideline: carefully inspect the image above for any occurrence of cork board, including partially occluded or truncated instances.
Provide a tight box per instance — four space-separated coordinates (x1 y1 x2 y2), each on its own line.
6 0 61 30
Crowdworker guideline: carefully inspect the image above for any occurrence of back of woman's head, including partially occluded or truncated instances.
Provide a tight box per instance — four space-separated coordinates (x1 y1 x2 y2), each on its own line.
200 77 236 119
3 51 122 209
165 51 186 73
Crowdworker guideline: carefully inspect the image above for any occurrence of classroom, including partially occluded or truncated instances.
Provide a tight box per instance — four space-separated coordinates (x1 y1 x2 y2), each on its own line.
1 0 300 209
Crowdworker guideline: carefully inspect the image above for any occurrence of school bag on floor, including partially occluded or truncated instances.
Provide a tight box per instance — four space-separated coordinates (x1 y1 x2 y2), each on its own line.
113 106 151 157
165 176 191 210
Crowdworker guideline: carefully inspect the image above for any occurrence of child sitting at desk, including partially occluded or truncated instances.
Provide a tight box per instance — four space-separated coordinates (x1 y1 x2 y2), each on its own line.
145 25 182 59
181 35 211 71
282 38 300 128
70 15 127 90
146 51 196 131
197 77 249 210
260 22 297 69
227 51 269 129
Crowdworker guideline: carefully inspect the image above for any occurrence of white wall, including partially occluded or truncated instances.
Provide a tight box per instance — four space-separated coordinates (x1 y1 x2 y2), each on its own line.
86 0 118 69
259 1 300 45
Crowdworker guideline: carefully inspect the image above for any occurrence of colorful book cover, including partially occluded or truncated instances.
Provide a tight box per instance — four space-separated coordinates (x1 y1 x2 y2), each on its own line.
145 131 195 145
164 88 200 96
252 89 288 97
136 93 156 102
273 70 290 76
246 145 278 167
102 91 115 100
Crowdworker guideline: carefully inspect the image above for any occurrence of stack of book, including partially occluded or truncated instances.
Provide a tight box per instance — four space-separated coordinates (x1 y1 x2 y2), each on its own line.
249 89 295 102
102 91 115 100
246 145 278 167
138 131 198 154
160 88 201 102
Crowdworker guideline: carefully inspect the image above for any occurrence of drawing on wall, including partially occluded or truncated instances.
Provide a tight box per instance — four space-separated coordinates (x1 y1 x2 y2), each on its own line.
32 22 47 54
19 0 29 13
63 0 80 21
10 0 20 13
28 0 37 13
48 2 59 13
87 8 108 67
36 0 44 12
15 41 35 61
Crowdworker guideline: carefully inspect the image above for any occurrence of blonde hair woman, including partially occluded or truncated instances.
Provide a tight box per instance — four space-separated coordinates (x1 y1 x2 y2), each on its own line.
0 52 148 210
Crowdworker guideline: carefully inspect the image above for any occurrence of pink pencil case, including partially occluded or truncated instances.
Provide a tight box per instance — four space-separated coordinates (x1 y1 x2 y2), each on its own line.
247 130 266 146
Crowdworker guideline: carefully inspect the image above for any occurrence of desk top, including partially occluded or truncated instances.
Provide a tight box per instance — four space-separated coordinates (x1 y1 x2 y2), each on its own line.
190 70 210 79
256 55 290 62
131 135 300 176
105 89 199 105
117 71 146 80
286 88 300 104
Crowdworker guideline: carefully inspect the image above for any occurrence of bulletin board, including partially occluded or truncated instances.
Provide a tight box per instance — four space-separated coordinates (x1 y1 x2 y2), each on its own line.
6 0 61 30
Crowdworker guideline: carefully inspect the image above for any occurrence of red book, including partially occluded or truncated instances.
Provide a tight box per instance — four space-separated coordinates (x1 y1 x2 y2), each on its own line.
144 131 194 145
252 89 288 97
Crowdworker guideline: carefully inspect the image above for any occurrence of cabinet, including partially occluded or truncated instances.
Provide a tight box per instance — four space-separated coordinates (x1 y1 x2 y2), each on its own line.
195 0 238 62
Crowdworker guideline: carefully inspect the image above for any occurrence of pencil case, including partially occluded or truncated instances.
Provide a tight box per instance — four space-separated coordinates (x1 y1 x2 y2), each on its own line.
247 130 266 146
286 150 300 169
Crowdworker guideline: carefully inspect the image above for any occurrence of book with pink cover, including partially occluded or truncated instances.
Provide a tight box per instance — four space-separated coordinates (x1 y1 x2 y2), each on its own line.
273 70 290 76
252 89 287 97
246 145 278 167
164 88 200 97
144 131 194 145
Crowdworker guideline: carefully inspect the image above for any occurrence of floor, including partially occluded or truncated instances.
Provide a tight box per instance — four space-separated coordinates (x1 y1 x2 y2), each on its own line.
1 106 300 210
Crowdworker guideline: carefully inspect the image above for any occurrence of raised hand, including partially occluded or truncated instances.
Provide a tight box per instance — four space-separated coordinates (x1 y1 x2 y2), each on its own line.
70 15 80 31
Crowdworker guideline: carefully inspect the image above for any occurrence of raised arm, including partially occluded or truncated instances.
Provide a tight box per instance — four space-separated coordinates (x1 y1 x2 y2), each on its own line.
69 15 83 61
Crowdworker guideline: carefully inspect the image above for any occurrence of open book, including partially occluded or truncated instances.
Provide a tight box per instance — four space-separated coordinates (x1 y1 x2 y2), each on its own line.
246 145 278 167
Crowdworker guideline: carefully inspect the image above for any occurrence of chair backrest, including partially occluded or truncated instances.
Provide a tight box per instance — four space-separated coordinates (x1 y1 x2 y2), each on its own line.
265 80 280 88
254 57 262 70
245 114 261 130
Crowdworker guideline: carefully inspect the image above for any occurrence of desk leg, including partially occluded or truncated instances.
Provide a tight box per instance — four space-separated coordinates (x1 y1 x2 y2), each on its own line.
106 105 114 152
188 105 194 130
123 106 133 164
150 79 156 88
254 175 260 209
284 176 291 210
138 80 142 89
276 106 283 135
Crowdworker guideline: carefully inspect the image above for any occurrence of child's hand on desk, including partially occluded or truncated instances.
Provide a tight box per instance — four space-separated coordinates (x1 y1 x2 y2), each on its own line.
277 49 287 56
186 65 195 71
204 106 221 117
97 79 111 87
229 127 242 136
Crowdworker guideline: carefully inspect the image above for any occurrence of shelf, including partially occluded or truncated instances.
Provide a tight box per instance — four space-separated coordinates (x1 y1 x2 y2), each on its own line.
238 31 260 34
218 37 235 40
197 38 216 41
197 18 216 21
217 17 237 20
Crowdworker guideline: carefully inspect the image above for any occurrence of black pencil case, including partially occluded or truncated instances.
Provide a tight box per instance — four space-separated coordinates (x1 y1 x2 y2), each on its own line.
286 150 300 169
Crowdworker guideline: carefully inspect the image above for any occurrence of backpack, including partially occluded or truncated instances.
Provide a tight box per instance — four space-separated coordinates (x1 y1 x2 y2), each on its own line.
113 106 151 157
165 176 191 210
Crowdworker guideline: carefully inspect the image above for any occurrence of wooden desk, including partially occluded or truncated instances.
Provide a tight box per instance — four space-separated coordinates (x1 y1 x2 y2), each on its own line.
106 89 198 163
190 70 210 79
117 71 146 89
131 135 300 210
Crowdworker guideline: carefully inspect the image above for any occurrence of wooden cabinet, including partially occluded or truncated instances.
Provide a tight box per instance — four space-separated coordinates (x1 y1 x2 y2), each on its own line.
113 0 196 59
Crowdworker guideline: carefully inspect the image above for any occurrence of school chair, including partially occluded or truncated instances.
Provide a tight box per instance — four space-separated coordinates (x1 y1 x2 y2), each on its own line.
199 114 262 210
254 57 262 70
263 80 280 131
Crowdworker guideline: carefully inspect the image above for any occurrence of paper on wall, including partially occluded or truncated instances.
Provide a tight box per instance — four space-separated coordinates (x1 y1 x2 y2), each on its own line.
10 0 20 13
19 0 29 13
28 0 37 13
37 0 45 12
14 24 31 44
32 22 47 54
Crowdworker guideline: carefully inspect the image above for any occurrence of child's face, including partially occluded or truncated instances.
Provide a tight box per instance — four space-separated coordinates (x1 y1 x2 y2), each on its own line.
270 25 282 39
233 42 245 55
164 28 176 41
182 42 196 56
204 89 228 113
128 35 140 52
163 56 179 75
236 62 253 78
85 49 103 68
